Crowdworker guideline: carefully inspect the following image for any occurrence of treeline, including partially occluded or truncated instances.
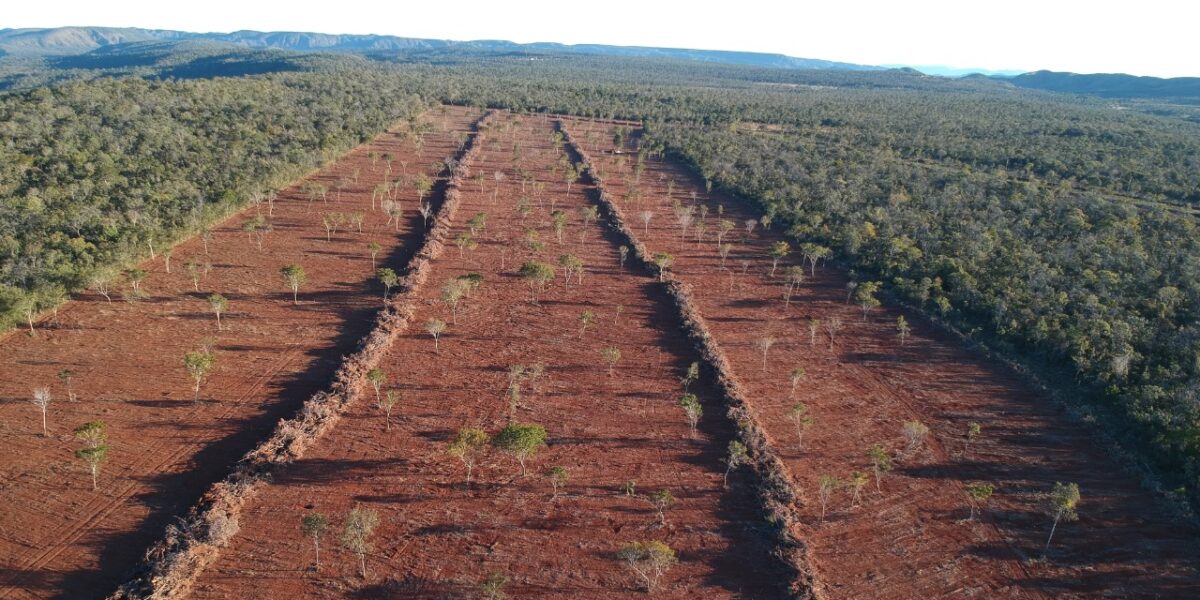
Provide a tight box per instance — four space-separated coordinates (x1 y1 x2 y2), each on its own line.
0 71 427 330
648 121 1200 507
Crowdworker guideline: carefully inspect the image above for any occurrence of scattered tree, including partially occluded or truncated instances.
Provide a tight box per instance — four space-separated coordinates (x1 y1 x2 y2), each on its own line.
376 268 399 303
817 475 839 519
184 350 215 401
617 541 677 592
454 233 478 258
58 368 76 402
425 318 447 352
366 368 386 403
679 394 703 436
849 471 869 507
724 440 748 487
480 571 510 600
639 211 654 234
648 489 675 527
800 243 831 276
341 505 380 579
768 241 790 277
964 482 995 521
756 336 776 372
280 264 306 304
301 512 329 570
965 421 982 453
578 310 596 337
789 367 806 398
379 390 400 431
518 261 555 304
652 252 674 281
367 241 382 270
808 318 820 346
783 266 805 307
448 427 490 485
786 403 813 449
855 281 882 321
902 420 930 456
619 245 630 269
491 423 548 476
31 388 51 436
547 466 569 501
825 317 843 349
441 279 469 323
680 361 700 392
867 444 894 492
73 421 108 490
600 347 622 376
1043 482 1081 554
896 315 911 346
207 293 228 330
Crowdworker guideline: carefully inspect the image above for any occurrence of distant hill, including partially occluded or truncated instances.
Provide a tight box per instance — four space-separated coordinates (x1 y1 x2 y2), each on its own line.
1004 70 1200 100
0 27 878 71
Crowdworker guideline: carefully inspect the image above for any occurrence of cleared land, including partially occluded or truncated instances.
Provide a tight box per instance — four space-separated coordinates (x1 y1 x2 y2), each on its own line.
0 106 481 599
563 118 1200 598
190 112 788 598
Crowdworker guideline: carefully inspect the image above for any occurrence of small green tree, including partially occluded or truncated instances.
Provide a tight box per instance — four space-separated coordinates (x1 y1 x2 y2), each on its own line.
442 279 469 323
448 427 490 485
896 315 911 346
376 267 399 302
73 421 108 490
817 475 839 519
366 368 386 403
367 241 382 269
652 252 674 281
855 281 882 321
454 233 478 258
547 466 569 501
849 471 870 507
756 336 776 373
301 512 329 570
965 421 982 453
1043 482 1081 554
492 423 548 476
786 403 813 449
617 541 677 592
965 482 995 521
717 219 735 246
600 347 622 376
808 318 820 346
341 505 380 579
480 571 510 600
789 367 806 398
558 254 584 288
783 266 805 307
679 394 702 436
768 241 790 277
467 212 488 236
518 261 555 304
551 210 569 243
800 243 831 276
724 440 748 488
280 264 306 304
648 489 675 526
867 445 893 492
184 350 215 401
425 318 447 352
680 361 700 392
379 390 400 431
207 293 228 331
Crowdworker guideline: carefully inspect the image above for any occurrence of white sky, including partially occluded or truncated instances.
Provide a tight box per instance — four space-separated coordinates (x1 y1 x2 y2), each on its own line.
5 0 1197 77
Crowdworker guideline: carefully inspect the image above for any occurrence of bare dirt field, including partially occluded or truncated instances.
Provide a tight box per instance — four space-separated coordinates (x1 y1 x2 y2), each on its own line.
0 106 482 599
189 112 789 599
563 119 1200 598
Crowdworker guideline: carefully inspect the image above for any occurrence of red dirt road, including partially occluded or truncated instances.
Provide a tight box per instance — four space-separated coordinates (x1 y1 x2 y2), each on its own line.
191 112 788 598
0 107 481 599
563 120 1200 599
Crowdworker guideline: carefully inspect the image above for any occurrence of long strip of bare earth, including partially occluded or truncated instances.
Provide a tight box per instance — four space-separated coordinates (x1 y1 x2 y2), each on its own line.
562 119 1200 598
0 106 482 599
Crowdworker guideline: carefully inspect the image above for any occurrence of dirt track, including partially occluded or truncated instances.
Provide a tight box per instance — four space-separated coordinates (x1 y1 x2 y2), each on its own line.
0 106 481 599
562 119 1200 598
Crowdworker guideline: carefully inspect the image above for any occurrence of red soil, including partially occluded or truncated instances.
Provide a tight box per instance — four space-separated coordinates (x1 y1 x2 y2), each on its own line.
0 106 482 599
190 112 787 598
563 120 1200 599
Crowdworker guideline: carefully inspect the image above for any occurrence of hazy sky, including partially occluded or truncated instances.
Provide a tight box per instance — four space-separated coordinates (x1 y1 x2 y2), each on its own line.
7 0 1197 77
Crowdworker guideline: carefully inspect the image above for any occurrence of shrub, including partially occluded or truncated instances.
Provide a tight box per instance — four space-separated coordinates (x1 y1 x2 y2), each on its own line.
964 482 995 521
902 420 930 456
600 347 622 376
724 440 748 487
480 571 510 600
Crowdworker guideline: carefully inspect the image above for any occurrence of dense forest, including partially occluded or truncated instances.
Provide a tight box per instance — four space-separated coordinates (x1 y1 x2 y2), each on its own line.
2 44 1199 508
0 71 427 330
